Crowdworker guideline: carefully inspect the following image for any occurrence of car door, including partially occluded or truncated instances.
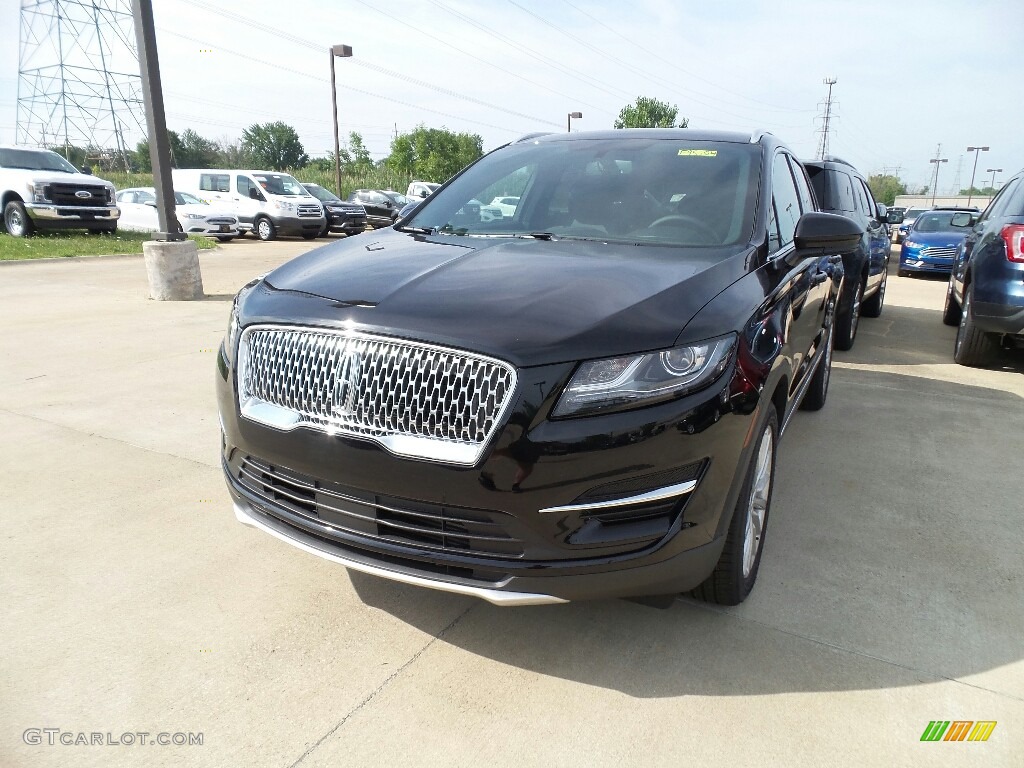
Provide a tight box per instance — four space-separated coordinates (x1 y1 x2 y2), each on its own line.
233 174 265 231
115 190 157 232
857 178 889 293
766 152 832 392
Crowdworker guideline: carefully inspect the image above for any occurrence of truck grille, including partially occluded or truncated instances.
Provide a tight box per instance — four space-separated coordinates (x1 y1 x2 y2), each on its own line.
297 203 322 218
237 326 518 465
236 455 524 559
48 183 110 207
920 246 957 260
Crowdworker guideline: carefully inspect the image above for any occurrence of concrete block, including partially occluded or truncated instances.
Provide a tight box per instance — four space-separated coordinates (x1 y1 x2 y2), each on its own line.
142 239 204 300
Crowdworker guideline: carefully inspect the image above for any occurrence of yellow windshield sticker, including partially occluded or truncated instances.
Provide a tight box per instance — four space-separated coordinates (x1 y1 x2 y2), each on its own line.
678 149 718 157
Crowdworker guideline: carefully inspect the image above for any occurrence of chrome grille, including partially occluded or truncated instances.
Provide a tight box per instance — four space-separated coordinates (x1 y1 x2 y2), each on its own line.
920 246 957 260
49 183 109 207
297 203 322 217
237 326 518 465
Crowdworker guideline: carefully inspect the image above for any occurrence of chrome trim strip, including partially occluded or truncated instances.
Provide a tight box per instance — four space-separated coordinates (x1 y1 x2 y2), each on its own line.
233 500 566 606
538 479 698 515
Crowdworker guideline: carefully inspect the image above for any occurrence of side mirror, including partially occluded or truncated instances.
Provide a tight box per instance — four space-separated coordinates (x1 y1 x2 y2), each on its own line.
887 211 903 224
875 202 888 222
950 212 974 228
80 166 93 175
789 212 864 264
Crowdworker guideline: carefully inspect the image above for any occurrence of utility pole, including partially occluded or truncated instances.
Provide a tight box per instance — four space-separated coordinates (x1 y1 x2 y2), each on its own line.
986 168 1002 191
928 144 948 207
950 155 963 198
815 77 837 160
965 145 989 206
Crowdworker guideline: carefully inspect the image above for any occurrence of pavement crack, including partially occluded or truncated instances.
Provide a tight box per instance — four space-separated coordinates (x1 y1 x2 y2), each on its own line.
683 599 1024 703
286 604 476 768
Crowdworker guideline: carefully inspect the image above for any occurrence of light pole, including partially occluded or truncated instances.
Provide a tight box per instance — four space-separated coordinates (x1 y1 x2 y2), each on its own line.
986 168 1002 193
330 44 353 197
567 111 582 133
929 157 947 207
965 145 989 206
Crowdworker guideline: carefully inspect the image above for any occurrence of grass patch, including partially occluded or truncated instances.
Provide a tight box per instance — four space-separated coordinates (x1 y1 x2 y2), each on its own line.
0 230 216 261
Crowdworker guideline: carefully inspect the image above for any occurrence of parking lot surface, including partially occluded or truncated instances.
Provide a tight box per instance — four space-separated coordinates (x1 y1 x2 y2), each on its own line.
2 241 1022 767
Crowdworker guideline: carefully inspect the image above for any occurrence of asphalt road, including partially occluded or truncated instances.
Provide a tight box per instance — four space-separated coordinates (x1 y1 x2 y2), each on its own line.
1 239 1022 767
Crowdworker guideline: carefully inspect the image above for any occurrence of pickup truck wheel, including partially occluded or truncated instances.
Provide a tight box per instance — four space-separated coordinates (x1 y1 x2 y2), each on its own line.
799 322 834 411
941 281 962 326
691 409 778 606
833 281 861 351
861 271 886 318
4 200 34 237
953 289 999 367
254 217 275 241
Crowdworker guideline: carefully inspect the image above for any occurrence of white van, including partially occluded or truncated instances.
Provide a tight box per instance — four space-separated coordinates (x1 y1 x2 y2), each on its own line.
406 181 440 200
172 169 325 240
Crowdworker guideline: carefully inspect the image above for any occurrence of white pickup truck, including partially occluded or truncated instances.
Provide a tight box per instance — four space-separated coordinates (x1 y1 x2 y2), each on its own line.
1 145 119 237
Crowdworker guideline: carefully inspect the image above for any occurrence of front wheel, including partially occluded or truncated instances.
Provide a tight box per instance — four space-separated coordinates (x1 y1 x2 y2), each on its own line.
691 409 778 606
254 217 275 241
799 323 834 412
942 282 962 326
833 281 862 351
953 288 999 367
861 271 886 318
4 200 34 237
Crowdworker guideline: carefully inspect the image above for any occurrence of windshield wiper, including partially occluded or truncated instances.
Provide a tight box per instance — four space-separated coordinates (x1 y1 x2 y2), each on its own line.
395 224 436 235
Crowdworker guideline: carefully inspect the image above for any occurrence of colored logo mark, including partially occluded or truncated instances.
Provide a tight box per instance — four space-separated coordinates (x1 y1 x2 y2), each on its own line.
920 721 996 742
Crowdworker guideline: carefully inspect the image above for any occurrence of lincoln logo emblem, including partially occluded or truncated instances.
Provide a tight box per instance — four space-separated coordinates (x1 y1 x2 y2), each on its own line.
333 347 363 417
75 190 91 198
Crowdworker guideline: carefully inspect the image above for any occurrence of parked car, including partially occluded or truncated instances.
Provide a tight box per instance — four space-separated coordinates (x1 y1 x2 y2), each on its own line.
898 209 970 276
116 187 239 241
490 196 520 217
380 190 409 209
943 169 1024 366
803 157 890 350
1 145 119 236
218 129 858 606
406 181 440 200
300 182 367 237
896 207 927 243
172 169 325 241
348 189 402 228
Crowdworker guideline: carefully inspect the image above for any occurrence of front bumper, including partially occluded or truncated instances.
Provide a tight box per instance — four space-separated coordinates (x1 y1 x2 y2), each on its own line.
271 214 325 237
327 213 367 234
217 344 759 603
900 250 954 274
25 203 120 225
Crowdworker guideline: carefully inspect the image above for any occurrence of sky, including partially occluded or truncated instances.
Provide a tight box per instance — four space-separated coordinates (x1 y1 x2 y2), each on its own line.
1 0 1021 193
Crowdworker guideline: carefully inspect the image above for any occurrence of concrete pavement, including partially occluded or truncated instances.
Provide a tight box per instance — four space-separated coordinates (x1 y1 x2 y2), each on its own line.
1 241 1022 767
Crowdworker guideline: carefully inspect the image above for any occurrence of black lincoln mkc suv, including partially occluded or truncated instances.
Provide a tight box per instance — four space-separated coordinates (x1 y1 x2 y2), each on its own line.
216 130 860 606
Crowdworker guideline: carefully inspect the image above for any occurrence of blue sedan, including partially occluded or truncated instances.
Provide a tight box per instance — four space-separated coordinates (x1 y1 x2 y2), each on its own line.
898 211 969 276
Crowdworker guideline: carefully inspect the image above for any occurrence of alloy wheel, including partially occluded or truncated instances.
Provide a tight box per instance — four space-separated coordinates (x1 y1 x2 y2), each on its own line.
742 426 774 578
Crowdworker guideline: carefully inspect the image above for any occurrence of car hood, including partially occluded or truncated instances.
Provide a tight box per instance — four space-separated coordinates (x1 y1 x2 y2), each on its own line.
904 231 966 247
256 228 751 367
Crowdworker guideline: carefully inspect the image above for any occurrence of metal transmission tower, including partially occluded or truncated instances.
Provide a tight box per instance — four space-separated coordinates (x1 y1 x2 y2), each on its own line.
815 77 838 160
16 0 146 171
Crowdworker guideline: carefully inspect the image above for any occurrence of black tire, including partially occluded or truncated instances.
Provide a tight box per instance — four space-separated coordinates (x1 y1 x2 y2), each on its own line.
88 226 116 235
254 217 276 241
301 232 318 240
799 323 834 411
953 288 1000 367
4 200 34 237
861 270 886 318
942 281 962 326
691 408 778 606
216 236 235 243
898 268 909 278
833 280 862 351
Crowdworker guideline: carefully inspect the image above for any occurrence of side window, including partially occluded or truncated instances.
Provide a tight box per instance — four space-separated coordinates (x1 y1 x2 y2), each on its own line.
788 157 816 214
136 190 155 204
980 177 1020 222
833 170 856 212
236 176 250 197
117 191 133 203
771 152 801 249
853 177 871 215
859 179 878 217
200 174 229 193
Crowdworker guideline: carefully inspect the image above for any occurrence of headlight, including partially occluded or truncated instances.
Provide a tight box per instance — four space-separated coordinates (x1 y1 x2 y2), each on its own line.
26 182 50 203
552 334 736 418
903 240 919 249
224 274 266 364
272 200 295 212
184 213 205 220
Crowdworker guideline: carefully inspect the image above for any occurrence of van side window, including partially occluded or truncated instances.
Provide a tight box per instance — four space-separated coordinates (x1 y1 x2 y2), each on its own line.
200 174 229 193
236 176 250 196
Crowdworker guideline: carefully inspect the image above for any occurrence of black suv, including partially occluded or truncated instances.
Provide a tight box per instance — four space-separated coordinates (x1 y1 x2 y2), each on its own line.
803 157 891 350
299 183 367 237
218 130 860 606
944 169 1024 366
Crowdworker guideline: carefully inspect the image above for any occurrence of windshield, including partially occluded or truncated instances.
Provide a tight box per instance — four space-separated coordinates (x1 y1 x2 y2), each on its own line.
0 147 79 173
911 212 962 233
903 208 926 222
252 173 308 196
174 191 205 205
302 183 339 203
404 139 760 247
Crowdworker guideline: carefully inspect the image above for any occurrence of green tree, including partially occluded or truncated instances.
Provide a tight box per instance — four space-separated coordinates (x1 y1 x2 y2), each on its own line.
959 185 996 197
175 129 221 167
867 174 907 206
241 122 308 170
385 125 483 182
134 131 185 172
614 96 688 129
